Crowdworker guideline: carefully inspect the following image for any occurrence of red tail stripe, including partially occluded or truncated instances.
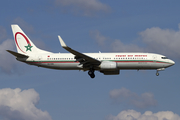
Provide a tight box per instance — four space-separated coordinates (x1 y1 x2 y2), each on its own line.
15 32 31 53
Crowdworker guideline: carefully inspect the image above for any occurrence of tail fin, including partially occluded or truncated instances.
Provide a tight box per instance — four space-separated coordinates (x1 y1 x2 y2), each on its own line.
11 25 50 54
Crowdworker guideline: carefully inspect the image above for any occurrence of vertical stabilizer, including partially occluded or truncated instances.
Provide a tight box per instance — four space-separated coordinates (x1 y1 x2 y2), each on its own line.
11 25 49 54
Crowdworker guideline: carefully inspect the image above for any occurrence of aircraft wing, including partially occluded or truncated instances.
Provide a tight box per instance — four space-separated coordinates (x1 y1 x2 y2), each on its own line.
58 36 101 66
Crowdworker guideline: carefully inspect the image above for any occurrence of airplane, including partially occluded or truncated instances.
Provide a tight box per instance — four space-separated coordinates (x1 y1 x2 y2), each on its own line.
7 25 175 78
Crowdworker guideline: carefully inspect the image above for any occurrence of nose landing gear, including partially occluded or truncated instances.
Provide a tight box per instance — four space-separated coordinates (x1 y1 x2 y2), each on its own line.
156 72 159 76
156 68 165 76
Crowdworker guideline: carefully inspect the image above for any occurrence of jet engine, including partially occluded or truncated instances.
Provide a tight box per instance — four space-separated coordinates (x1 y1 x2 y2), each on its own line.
100 61 117 70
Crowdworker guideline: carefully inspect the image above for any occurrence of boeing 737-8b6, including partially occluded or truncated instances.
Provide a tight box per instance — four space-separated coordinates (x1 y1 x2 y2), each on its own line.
7 25 175 78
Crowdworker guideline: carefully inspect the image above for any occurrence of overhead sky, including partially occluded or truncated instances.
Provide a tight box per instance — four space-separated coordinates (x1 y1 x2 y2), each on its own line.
0 0 180 120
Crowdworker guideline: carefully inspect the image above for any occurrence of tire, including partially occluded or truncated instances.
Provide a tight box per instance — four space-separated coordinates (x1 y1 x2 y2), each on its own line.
90 74 95 78
88 70 95 78
156 72 159 76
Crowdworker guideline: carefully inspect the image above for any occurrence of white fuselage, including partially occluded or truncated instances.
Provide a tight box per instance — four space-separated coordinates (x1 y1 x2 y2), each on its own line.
20 52 174 71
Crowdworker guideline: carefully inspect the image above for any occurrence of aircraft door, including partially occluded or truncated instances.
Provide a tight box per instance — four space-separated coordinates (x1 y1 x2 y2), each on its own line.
38 56 42 60
38 56 42 65
153 55 157 62
152 55 157 67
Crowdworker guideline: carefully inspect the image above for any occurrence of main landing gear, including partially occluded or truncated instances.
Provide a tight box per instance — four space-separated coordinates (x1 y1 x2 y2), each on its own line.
88 69 95 78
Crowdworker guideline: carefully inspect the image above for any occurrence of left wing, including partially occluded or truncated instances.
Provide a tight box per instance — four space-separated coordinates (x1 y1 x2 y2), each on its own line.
58 36 101 67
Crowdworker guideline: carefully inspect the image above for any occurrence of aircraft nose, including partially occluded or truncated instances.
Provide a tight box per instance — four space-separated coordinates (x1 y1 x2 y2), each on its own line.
170 60 175 65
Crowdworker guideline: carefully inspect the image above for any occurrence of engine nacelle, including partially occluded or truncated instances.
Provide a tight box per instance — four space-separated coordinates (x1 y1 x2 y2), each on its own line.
100 61 117 70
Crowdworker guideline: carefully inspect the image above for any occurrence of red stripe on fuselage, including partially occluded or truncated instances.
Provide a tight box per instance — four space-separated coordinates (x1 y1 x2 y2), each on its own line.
27 61 79 64
115 61 170 64
26 60 170 65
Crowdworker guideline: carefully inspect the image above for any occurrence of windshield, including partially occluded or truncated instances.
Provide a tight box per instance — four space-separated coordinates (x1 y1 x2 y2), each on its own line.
161 56 168 59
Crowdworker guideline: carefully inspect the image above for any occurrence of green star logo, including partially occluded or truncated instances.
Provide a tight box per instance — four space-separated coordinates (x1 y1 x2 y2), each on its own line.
25 44 33 51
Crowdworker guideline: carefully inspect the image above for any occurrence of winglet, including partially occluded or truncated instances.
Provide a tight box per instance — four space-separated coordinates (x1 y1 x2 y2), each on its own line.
58 35 67 47
57 36 101 64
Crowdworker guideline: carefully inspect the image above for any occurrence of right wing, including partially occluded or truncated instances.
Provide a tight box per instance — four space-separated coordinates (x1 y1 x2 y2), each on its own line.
58 36 101 67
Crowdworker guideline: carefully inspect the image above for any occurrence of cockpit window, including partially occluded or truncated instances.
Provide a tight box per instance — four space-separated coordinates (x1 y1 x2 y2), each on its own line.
161 56 168 59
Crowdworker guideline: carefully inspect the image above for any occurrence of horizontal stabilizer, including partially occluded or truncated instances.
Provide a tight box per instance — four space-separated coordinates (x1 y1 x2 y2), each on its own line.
7 50 29 58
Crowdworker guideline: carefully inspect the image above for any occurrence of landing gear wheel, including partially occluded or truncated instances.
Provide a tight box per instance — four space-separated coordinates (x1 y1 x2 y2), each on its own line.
90 74 95 78
156 72 159 76
88 69 95 78
88 71 93 75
